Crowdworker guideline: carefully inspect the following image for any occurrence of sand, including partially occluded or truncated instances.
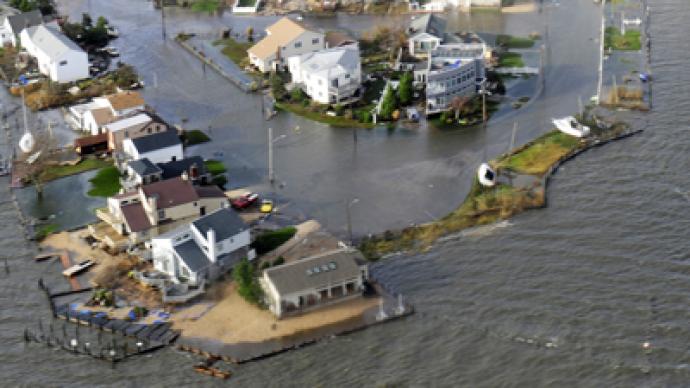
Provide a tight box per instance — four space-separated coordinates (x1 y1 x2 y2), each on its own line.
502 3 536 13
172 283 381 344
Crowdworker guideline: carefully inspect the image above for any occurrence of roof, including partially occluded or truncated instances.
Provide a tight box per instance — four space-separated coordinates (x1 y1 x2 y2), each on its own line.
174 239 210 273
443 32 486 45
264 249 365 296
105 91 145 111
192 208 247 242
23 25 84 59
6 10 43 33
129 130 181 154
195 185 226 199
158 156 206 180
120 202 152 233
74 133 107 148
128 158 162 177
248 17 311 60
89 107 115 126
141 177 199 209
103 113 152 133
325 31 357 48
297 45 359 77
410 14 446 38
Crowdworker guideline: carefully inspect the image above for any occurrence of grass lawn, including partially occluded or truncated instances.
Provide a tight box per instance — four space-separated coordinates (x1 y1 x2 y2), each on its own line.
204 159 227 175
604 27 641 51
237 0 256 6
88 166 122 197
214 38 252 68
498 52 524 68
494 130 581 176
181 129 211 146
39 158 112 182
191 0 220 12
35 223 59 241
275 102 374 129
496 34 535 49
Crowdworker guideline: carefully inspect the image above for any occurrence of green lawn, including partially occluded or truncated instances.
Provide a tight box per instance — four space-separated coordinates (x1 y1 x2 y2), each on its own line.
251 227 297 255
275 102 374 129
214 38 252 68
604 27 641 51
88 166 122 197
191 0 220 12
39 158 112 182
498 52 524 67
495 130 580 176
35 223 59 241
496 34 535 49
181 129 210 146
204 159 227 175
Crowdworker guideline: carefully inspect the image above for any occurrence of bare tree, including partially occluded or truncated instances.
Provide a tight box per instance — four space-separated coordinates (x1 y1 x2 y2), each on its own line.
21 128 58 198
450 96 470 120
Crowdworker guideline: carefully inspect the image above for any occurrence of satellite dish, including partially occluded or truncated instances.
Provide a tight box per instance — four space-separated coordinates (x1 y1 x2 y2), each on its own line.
19 131 35 153
478 163 496 187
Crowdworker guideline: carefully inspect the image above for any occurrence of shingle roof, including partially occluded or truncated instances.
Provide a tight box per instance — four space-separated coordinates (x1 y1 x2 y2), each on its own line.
24 25 84 59
157 156 206 180
130 130 181 154
195 185 226 199
298 45 359 77
141 177 199 209
264 249 364 296
105 91 145 111
192 208 247 242
174 239 210 273
74 133 107 148
128 158 162 177
103 113 152 133
89 107 115 126
120 202 152 233
6 10 42 34
410 14 446 38
248 17 312 60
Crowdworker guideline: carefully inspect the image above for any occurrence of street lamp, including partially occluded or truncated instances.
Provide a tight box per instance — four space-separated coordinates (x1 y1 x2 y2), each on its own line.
346 198 359 246
268 127 287 184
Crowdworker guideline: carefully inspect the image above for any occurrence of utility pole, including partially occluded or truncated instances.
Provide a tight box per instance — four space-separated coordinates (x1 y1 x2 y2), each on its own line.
510 121 518 151
597 0 606 105
268 127 274 184
346 198 359 246
161 2 167 42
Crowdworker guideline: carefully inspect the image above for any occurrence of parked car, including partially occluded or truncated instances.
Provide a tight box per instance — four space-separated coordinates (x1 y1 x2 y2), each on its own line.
231 193 259 209
260 199 274 213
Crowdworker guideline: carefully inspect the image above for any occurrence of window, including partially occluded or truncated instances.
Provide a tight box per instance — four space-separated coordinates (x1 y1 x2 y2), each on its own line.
157 209 165 219
294 41 302 48
312 38 319 45
59 60 67 66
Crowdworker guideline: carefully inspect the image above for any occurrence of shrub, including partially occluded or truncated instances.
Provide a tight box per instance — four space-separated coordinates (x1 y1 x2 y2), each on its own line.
250 227 297 255
233 258 263 305
272 256 285 266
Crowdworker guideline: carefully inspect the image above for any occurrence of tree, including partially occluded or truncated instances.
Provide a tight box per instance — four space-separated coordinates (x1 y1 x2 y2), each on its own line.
233 259 263 305
397 71 413 106
21 126 58 198
96 16 108 30
81 13 93 28
246 26 254 42
379 85 397 120
450 95 470 120
269 72 286 100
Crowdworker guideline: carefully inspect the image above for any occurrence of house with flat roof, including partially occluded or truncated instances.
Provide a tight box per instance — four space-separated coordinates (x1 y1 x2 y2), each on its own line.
151 207 252 287
0 9 43 47
248 17 325 73
288 44 361 104
122 129 183 165
94 176 228 249
261 249 369 318
20 25 89 83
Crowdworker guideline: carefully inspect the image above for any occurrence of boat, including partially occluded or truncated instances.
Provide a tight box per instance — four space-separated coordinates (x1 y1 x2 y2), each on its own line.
477 163 496 187
18 131 35 153
552 116 590 138
34 252 59 262
62 259 95 277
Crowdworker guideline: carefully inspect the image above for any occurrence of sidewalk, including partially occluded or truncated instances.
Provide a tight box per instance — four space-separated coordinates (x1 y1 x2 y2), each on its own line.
178 35 254 92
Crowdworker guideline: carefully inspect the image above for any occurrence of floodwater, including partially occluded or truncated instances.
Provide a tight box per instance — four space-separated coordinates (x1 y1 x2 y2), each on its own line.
1 0 689 386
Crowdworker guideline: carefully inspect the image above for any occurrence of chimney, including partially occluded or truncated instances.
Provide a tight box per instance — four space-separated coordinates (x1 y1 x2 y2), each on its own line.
207 228 217 262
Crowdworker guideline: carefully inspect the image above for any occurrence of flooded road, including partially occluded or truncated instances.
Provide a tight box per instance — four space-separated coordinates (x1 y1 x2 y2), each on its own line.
1 0 689 386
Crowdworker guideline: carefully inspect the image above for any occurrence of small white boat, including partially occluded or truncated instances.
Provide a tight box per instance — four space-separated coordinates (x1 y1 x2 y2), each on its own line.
63 259 95 277
477 163 497 187
18 131 35 153
553 116 590 138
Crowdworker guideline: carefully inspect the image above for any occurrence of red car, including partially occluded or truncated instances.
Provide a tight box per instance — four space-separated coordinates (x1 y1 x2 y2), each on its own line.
231 193 259 209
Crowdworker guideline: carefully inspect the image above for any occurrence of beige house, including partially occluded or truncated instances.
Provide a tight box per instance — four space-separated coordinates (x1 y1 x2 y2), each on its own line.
104 112 169 152
93 177 228 249
261 249 369 318
248 17 325 73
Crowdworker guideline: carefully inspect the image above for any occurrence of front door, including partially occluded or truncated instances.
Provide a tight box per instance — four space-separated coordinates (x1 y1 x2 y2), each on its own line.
200 206 206 216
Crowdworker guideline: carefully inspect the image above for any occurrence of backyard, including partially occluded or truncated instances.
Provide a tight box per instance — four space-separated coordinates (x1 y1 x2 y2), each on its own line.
604 26 641 51
39 157 112 182
214 38 252 68
88 165 122 197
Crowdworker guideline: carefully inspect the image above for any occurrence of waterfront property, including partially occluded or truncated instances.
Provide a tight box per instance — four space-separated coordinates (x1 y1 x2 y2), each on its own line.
151 207 252 287
67 91 147 134
407 14 447 58
122 156 209 190
288 44 361 105
0 9 43 47
248 17 325 73
93 176 227 249
105 112 169 152
74 133 108 156
424 52 484 115
19 24 89 83
121 130 183 165
261 249 369 318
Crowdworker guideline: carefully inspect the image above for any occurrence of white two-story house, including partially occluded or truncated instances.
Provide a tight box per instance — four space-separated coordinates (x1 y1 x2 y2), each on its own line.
122 129 183 165
288 44 361 104
20 25 89 83
248 17 324 73
151 208 253 286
